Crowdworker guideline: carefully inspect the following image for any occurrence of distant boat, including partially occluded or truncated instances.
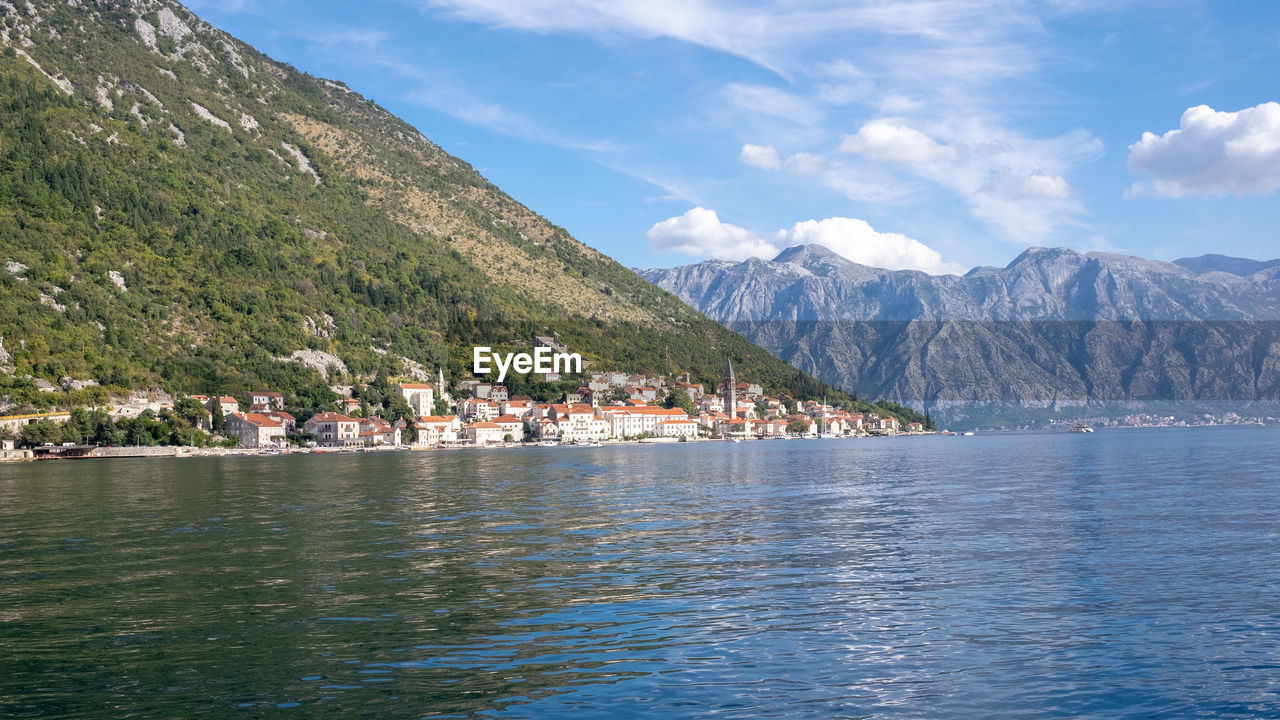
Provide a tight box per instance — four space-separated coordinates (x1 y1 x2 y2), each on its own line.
538 440 558 447
962 431 975 436
1069 424 1094 433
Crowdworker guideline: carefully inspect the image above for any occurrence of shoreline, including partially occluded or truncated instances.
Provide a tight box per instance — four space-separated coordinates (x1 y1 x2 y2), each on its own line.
0 432 938 463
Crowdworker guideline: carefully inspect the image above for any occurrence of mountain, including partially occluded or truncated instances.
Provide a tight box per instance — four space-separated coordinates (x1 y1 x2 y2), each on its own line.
643 245 1280 424
1173 254 1280 277
0 0 858 411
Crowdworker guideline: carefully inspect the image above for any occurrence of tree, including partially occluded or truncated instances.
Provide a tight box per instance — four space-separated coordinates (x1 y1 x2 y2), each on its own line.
786 420 809 435
21 421 62 447
385 395 414 423
174 397 207 427
211 409 225 433
663 388 696 414
503 433 514 443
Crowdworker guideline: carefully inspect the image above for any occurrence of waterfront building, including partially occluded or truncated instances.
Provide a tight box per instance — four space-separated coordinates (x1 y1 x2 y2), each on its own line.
304 412 361 447
225 412 286 448
463 421 505 445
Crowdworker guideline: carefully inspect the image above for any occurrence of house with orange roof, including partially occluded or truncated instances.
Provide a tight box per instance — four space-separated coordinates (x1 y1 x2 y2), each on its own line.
206 395 239 417
225 412 286 448
699 395 725 414
500 399 535 420
394 381 435 415
653 419 698 439
493 414 525 442
463 421 505 445
599 405 689 439
248 390 284 412
715 417 751 439
358 417 401 446
265 411 296 433
461 398 498 422
415 415 461 446
548 403 609 442
530 417 561 440
304 412 361 447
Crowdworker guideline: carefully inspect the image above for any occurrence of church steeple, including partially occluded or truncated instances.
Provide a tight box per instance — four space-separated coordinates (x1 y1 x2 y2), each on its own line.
723 358 736 424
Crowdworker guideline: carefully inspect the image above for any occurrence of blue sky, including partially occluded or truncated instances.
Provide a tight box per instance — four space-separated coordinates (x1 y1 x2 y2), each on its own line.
186 0 1280 273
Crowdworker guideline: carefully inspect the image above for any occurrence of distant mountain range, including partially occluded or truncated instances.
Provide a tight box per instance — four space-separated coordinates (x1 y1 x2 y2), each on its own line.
642 245 1280 423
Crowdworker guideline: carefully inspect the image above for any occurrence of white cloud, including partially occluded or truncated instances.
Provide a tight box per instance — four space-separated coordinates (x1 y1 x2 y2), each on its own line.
646 207 779 261
1127 102 1280 198
1017 173 1072 200
740 144 781 170
776 217 965 274
415 0 1044 82
647 207 962 274
741 147 828 176
839 121 959 164
836 119 1098 239
721 83 822 126
783 152 827 176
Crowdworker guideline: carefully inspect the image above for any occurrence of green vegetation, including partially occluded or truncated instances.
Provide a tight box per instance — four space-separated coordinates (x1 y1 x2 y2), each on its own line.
0 2 930 429
15 406 214 449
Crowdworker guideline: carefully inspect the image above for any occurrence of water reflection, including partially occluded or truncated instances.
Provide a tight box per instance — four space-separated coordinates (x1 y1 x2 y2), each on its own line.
2 429 1279 718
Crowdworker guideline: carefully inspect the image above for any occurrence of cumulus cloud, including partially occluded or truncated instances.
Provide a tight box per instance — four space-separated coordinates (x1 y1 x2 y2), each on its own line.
646 207 780 261
740 144 781 169
776 217 965 274
647 207 962 274
839 120 959 165
1127 102 1280 198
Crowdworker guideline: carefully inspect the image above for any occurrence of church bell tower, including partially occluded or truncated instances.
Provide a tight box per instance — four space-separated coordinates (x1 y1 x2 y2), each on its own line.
723 359 736 421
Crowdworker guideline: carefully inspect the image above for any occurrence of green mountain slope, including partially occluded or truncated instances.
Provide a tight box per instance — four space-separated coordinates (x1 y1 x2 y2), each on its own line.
0 0 866 413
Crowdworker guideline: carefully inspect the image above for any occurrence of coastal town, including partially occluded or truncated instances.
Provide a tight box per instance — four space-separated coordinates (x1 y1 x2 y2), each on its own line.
0 360 923 460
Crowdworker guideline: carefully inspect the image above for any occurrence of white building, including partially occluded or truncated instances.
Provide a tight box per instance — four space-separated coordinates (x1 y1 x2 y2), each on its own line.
394 382 435 415
303 412 361 447
416 415 461 446
653 419 698 439
492 414 525 442
549 403 610 442
464 421 505 445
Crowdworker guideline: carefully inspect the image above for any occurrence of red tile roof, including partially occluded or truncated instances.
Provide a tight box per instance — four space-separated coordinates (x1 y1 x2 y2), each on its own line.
309 412 358 423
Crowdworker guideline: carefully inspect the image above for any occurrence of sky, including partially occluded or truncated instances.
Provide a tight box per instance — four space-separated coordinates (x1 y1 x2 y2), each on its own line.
185 0 1280 274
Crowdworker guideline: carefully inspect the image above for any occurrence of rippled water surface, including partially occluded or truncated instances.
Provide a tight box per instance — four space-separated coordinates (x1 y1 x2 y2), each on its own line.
3 428 1280 718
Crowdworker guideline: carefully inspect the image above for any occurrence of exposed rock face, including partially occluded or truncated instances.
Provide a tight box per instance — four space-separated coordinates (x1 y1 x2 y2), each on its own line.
643 246 1280 418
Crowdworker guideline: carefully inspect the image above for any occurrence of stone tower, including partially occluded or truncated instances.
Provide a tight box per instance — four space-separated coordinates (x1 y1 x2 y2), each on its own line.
723 358 736 421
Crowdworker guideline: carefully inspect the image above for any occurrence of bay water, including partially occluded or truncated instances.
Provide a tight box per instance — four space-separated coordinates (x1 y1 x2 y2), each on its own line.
2 428 1278 718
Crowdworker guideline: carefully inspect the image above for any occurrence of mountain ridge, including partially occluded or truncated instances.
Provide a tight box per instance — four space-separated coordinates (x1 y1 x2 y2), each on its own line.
643 244 1280 422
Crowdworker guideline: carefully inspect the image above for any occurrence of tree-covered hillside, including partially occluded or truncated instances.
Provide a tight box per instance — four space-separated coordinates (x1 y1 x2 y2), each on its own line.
0 1 926 426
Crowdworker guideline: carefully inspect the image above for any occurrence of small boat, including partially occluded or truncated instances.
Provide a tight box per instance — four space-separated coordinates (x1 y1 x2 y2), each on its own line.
961 431 975 436
538 440 558 447
1069 424 1094 433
